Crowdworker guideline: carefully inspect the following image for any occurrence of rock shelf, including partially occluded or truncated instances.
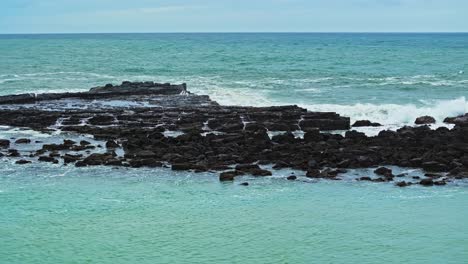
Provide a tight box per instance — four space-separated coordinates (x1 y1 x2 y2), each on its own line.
0 81 467 187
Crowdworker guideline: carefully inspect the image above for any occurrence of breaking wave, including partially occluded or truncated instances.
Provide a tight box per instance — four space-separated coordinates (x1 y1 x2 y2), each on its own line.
301 97 467 126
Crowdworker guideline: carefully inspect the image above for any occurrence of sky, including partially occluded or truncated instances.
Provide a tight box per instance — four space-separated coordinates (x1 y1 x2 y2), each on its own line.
0 0 467 33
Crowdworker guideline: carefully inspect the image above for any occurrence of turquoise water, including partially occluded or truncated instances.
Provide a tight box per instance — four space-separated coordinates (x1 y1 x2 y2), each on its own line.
1 34 468 263
0 33 467 124
2 163 468 264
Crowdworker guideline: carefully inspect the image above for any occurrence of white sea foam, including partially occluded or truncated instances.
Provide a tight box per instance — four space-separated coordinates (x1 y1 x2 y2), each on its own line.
299 97 467 135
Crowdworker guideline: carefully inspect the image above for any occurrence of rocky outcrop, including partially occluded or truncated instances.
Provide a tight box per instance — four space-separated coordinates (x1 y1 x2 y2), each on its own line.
0 82 466 187
444 114 468 126
352 120 382 127
415 116 436 125
89 81 187 94
0 81 187 105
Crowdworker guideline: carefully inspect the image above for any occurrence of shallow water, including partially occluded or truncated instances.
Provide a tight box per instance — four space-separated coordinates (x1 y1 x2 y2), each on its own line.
1 33 468 263
1 163 468 264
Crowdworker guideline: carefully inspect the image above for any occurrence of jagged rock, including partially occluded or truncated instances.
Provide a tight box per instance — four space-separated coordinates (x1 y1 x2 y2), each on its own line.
0 82 466 187
106 140 120 149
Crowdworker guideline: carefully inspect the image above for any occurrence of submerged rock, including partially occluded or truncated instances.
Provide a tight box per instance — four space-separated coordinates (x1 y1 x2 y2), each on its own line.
15 138 31 144
16 159 32 165
396 181 411 187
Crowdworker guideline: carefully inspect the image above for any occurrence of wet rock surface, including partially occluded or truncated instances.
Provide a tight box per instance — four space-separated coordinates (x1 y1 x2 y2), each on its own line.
0 82 467 187
415 115 436 125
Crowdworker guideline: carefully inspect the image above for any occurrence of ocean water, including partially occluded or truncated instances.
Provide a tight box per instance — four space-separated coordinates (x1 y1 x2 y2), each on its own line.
1 33 468 263
1 33 468 125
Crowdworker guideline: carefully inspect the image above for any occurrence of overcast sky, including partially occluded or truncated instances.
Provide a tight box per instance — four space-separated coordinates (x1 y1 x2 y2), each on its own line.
1 0 467 33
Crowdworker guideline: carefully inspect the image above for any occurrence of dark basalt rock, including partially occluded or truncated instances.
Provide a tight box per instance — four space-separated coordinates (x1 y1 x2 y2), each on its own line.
434 180 447 186
15 138 31 144
345 130 366 140
16 159 32 164
306 169 321 178
303 129 322 142
251 169 273 177
444 114 468 126
415 116 436 125
374 167 392 176
419 178 434 186
0 82 466 187
235 164 261 173
220 171 245 182
352 120 382 127
80 140 91 146
422 162 448 172
106 140 120 149
38 156 58 163
396 181 411 187
8 149 20 157
287 175 297 181
62 154 82 164
0 82 188 105
90 81 187 95
78 153 115 166
0 139 10 148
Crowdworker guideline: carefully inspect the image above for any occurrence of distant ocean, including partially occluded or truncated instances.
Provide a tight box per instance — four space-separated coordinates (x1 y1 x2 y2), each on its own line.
1 33 468 264
0 33 467 126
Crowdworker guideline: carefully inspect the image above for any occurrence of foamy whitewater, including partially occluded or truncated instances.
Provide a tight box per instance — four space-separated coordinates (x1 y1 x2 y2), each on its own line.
1 33 468 264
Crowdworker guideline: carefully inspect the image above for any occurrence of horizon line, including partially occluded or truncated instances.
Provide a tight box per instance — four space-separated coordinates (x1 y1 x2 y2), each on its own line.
1 31 468 35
